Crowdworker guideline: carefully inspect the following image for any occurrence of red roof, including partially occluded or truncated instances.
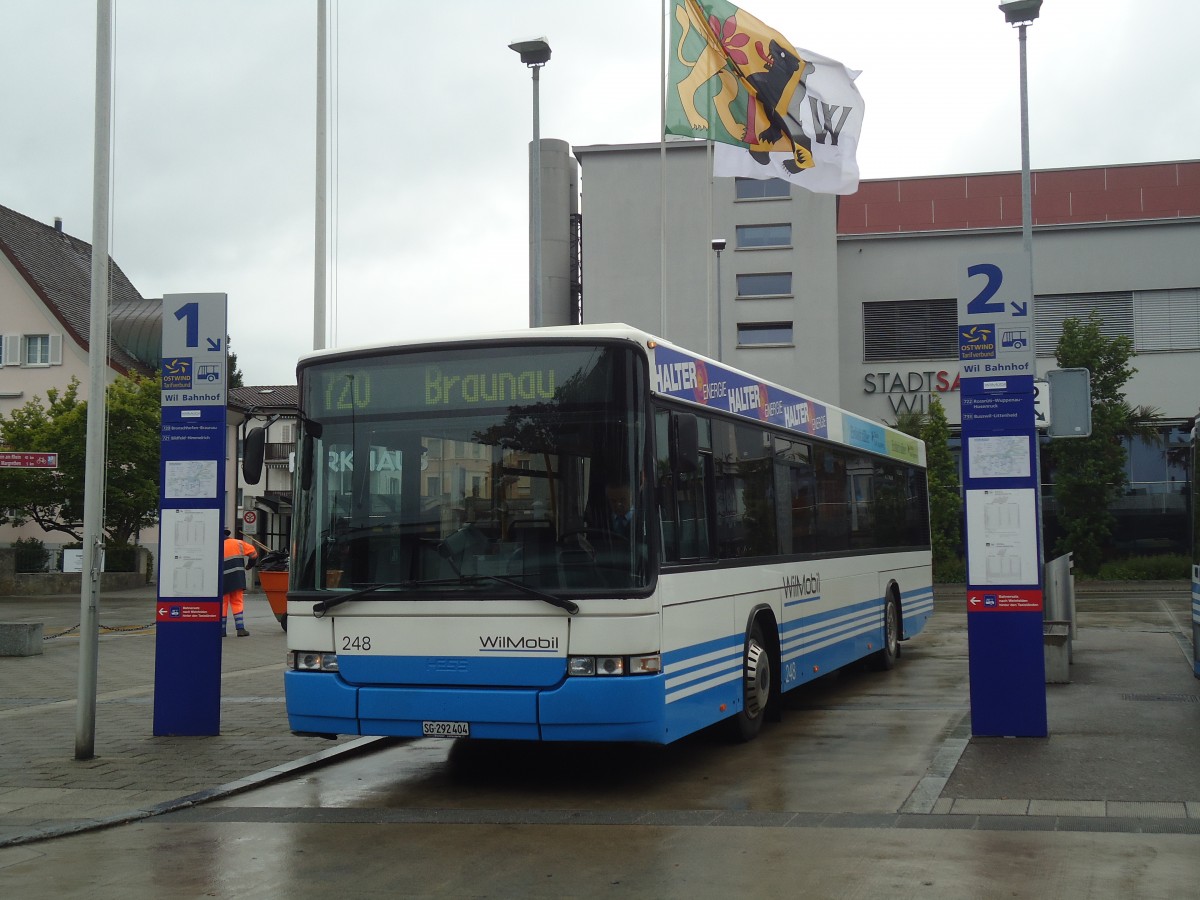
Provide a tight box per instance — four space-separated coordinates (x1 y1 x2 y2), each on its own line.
837 160 1200 235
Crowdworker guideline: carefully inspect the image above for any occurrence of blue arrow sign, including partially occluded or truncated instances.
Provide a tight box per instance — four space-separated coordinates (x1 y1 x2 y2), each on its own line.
1011 301 1028 317
206 337 223 352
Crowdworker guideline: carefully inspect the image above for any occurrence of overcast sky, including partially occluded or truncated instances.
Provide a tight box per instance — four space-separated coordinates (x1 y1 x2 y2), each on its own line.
3 0 1197 386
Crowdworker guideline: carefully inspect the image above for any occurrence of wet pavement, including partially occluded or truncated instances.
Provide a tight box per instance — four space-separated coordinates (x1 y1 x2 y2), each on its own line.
1 580 1198 859
0 585 377 847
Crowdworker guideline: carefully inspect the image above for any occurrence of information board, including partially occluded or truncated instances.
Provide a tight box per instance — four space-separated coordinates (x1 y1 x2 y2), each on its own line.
956 255 1047 737
153 293 228 736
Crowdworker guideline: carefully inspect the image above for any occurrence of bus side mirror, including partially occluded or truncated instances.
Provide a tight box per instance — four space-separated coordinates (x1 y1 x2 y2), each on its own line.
243 426 266 485
675 414 699 474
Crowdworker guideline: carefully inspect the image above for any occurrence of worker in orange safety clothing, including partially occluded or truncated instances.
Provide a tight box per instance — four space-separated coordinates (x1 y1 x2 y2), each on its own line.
222 528 259 636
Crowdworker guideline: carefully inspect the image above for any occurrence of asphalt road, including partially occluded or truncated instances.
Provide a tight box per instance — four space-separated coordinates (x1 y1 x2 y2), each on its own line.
1 586 1197 898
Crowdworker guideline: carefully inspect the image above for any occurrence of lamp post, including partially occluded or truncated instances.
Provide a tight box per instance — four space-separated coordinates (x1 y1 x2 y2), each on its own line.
711 238 726 360
1000 1 1040 283
1001 0 1043 550
509 37 551 328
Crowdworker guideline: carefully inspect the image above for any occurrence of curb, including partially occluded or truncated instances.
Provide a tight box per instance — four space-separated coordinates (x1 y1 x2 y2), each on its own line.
0 735 396 849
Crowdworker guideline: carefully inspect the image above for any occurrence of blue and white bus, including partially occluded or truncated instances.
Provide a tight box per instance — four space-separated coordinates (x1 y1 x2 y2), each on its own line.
281 325 933 743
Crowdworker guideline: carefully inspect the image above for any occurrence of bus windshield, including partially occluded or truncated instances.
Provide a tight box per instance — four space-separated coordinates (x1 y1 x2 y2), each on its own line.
292 342 650 596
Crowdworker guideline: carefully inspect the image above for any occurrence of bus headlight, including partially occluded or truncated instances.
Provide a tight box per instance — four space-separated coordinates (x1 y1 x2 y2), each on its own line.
287 650 339 672
568 654 660 676
596 657 625 676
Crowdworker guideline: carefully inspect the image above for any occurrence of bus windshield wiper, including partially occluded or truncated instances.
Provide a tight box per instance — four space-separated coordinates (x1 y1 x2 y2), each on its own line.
311 574 579 617
460 573 579 615
435 538 578 614
312 579 438 616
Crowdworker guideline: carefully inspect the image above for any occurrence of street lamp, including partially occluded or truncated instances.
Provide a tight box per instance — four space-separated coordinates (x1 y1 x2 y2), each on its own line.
711 238 726 360
999 1 1040 275
509 37 552 328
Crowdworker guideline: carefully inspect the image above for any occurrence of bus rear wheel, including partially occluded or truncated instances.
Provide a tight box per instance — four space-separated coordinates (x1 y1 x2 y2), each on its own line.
871 592 900 671
730 621 771 742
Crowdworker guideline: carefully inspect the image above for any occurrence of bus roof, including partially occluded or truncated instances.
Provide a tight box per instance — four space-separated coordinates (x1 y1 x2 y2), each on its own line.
297 323 925 467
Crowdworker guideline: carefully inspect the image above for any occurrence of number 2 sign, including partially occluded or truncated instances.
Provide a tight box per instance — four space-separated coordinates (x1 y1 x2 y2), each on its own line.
956 254 1036 373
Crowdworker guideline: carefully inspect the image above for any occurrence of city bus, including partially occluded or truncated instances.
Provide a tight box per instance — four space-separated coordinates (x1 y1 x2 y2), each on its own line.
278 325 933 743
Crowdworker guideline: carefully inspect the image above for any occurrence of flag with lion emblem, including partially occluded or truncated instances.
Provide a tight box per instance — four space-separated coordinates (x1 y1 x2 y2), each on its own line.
665 0 864 195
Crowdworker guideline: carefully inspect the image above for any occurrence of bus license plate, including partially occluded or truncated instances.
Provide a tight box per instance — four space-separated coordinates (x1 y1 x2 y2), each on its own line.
422 720 470 738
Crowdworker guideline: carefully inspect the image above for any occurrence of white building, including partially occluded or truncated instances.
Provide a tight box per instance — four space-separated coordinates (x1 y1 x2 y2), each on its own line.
562 143 1200 554
0 203 253 559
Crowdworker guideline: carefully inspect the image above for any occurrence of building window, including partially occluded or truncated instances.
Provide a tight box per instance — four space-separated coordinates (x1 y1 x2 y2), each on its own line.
1035 292 1133 355
735 224 791 249
735 178 790 200
863 299 958 361
863 286 1200 365
1133 287 1200 352
738 322 793 346
24 335 51 365
736 272 791 298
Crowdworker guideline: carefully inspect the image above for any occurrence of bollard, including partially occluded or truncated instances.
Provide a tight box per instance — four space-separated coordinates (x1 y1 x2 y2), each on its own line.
0 622 44 656
1044 552 1075 663
1043 621 1070 683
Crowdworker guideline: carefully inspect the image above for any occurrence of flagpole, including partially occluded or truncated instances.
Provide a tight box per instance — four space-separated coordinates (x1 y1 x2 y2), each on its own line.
659 0 668 337
707 139 714 357
76 0 113 761
314 0 328 351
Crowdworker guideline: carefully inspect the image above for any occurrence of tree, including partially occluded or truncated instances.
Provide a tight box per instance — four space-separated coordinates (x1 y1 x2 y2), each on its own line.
0 373 161 545
227 338 245 389
891 398 963 576
1048 311 1138 574
921 396 962 566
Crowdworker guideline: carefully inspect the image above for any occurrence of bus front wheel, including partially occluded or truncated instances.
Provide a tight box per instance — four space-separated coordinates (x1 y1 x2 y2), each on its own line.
730 621 771 742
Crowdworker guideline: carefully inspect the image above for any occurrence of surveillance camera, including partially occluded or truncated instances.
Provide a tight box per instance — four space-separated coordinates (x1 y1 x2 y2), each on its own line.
711 238 727 252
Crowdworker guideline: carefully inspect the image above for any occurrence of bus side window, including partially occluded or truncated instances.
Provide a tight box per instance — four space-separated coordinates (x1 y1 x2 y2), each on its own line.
776 437 815 554
674 412 712 560
655 411 677 560
712 420 777 558
847 455 876 550
814 446 850 552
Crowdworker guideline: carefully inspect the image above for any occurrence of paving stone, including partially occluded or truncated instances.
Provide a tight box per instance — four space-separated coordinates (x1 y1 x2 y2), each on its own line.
1027 799 1106 817
1106 801 1187 819
948 798 1030 816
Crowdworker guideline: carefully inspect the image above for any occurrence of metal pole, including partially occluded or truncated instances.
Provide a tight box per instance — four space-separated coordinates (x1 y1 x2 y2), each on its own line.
531 65 543 328
715 248 723 361
314 0 327 351
1019 23 1033 269
76 0 113 761
1018 21 1046 575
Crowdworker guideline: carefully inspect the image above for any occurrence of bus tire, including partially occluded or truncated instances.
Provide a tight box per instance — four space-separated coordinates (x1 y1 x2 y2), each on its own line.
871 590 900 671
730 621 771 742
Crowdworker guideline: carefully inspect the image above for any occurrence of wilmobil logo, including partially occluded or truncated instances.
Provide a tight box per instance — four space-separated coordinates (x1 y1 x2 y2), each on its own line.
783 573 821 600
478 635 560 653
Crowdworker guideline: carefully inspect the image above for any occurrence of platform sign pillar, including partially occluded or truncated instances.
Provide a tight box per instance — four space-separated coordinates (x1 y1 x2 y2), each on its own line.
153 293 228 735
957 255 1047 737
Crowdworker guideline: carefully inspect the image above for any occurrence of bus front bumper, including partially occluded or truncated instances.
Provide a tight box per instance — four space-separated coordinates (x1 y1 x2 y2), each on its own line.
285 669 669 743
